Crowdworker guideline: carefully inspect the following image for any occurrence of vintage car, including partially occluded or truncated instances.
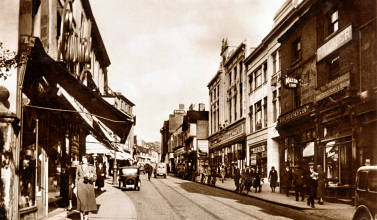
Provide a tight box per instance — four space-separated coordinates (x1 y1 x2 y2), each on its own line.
118 166 141 191
352 165 377 220
154 162 167 178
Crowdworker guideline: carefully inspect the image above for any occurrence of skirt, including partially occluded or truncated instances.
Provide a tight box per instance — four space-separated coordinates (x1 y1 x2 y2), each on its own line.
77 182 97 212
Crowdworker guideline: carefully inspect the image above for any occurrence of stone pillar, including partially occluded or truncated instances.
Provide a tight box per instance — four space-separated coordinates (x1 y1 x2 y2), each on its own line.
0 86 20 220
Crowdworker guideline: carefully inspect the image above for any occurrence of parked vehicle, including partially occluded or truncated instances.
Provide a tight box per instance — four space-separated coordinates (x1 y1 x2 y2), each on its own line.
352 165 377 220
118 166 141 191
154 162 167 178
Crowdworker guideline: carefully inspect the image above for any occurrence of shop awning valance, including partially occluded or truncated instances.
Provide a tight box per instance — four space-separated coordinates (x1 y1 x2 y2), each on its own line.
28 38 133 143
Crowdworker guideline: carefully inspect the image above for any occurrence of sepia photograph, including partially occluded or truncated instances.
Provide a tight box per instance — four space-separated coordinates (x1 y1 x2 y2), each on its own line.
0 0 376 219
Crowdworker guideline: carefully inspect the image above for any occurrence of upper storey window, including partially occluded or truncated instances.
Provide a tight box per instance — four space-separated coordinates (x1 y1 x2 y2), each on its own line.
328 10 339 36
293 38 301 61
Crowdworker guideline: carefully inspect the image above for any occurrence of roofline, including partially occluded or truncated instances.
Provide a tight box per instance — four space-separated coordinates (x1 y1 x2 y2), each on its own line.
244 0 314 65
207 70 222 88
223 42 246 67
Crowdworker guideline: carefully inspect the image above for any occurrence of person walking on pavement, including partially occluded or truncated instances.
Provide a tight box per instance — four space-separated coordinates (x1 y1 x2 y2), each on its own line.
268 166 278 193
95 162 105 192
293 164 305 201
220 164 226 183
281 165 293 197
316 165 325 205
234 166 241 192
74 155 97 220
253 167 262 193
307 163 318 208
245 167 253 195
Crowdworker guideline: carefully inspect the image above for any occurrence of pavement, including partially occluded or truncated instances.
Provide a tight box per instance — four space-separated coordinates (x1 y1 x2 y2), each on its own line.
190 174 356 220
45 178 137 220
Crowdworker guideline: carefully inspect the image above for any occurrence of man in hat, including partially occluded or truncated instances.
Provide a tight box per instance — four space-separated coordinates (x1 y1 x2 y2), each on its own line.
293 163 305 201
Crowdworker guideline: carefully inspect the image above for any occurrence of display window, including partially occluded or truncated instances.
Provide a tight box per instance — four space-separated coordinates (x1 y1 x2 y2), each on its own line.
19 146 36 209
325 137 352 185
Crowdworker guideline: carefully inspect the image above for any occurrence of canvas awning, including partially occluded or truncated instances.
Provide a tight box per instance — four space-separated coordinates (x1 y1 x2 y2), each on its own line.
28 38 133 143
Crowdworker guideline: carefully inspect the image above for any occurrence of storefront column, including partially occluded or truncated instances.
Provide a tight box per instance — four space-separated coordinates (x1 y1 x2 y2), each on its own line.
0 88 20 220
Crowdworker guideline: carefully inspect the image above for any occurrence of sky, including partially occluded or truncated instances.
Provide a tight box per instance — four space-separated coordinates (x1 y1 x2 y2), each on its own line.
90 0 285 142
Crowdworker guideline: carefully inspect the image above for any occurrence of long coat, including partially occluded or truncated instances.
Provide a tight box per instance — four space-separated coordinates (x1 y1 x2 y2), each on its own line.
96 163 105 188
280 169 292 188
317 169 326 198
268 170 278 187
76 164 97 212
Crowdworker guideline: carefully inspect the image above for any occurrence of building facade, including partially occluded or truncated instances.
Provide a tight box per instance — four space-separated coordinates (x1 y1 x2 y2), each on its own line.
0 0 134 219
277 0 376 201
208 41 247 176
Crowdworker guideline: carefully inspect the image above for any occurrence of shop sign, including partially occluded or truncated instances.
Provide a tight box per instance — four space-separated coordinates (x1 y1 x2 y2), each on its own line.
315 72 350 101
283 76 299 88
317 25 352 62
278 104 311 125
197 140 208 154
250 155 257 165
211 123 245 148
169 153 174 159
251 145 266 154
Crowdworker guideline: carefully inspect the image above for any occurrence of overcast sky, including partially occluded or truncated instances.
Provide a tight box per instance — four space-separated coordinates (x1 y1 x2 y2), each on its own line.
90 0 285 142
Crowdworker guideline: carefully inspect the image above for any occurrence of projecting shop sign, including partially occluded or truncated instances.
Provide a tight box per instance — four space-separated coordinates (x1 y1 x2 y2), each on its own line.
317 25 352 62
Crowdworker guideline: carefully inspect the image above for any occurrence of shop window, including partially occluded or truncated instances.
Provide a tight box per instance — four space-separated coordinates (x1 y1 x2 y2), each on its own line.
368 170 377 192
255 101 262 130
328 9 339 36
19 147 36 209
254 67 262 89
326 145 339 183
292 38 301 62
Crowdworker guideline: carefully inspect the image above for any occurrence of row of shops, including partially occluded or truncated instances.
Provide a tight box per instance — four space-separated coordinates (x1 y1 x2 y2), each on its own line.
0 1 135 219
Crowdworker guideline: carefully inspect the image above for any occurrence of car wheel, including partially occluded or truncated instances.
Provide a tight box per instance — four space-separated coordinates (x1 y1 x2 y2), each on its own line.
356 211 372 220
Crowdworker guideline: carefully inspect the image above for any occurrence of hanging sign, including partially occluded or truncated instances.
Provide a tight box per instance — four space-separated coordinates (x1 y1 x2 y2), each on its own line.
283 76 299 88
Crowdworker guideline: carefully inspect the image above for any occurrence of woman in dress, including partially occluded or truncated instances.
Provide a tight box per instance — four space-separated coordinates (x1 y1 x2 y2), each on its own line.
74 155 97 220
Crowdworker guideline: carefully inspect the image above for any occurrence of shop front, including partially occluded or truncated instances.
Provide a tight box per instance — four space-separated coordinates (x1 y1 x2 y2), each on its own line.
277 104 316 169
208 119 246 177
249 143 267 178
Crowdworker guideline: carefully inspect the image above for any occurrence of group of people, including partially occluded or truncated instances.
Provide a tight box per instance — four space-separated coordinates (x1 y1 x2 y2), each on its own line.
62 155 107 220
233 166 263 194
280 163 325 208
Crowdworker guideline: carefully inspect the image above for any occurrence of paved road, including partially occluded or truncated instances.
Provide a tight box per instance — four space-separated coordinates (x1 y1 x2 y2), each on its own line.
124 174 327 220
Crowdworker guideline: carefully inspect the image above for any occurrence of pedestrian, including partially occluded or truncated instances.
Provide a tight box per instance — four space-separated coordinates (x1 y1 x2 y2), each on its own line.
293 164 305 202
253 168 262 193
220 164 226 183
307 163 318 208
234 166 240 192
74 155 97 220
95 162 105 192
146 164 153 180
268 166 278 193
239 168 246 193
280 165 293 197
316 165 325 205
245 168 253 194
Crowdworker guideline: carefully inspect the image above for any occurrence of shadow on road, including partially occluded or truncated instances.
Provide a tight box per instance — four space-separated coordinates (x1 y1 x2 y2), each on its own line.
177 180 309 219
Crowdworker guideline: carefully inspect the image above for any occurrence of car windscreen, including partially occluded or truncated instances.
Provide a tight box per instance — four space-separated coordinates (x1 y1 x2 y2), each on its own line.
122 168 138 175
